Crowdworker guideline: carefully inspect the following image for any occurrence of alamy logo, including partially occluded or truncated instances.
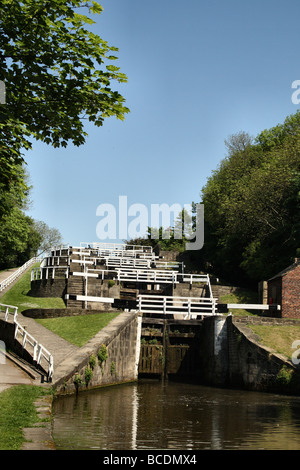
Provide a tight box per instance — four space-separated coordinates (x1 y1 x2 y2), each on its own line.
291 340 300 365
291 80 300 104
96 196 204 251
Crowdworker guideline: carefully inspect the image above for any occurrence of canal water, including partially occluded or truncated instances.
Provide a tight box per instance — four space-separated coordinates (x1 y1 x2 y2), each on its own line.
52 380 300 450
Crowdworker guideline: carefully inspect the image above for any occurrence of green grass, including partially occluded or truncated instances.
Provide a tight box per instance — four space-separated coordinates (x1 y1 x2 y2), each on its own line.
0 385 51 450
247 323 300 360
0 263 120 346
0 264 65 312
35 312 120 347
220 288 259 316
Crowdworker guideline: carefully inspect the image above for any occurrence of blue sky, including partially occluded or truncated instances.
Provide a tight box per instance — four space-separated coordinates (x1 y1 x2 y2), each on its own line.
25 0 300 246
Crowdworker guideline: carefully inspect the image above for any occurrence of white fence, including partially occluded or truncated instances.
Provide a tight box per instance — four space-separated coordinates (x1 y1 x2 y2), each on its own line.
31 266 69 281
0 257 42 292
137 294 218 318
80 241 153 253
0 303 54 381
32 265 212 289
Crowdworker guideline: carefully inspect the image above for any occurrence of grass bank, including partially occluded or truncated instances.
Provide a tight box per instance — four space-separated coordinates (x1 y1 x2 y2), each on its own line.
0 264 65 312
220 288 300 362
220 288 258 316
0 264 120 346
247 323 300 361
36 312 120 347
0 385 51 450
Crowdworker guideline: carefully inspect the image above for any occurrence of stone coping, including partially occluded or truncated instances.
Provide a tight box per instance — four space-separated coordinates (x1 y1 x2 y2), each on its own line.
51 310 139 388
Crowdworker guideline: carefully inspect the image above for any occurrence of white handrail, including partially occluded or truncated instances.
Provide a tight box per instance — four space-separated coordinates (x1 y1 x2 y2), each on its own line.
137 294 218 318
0 303 54 381
0 257 43 292
80 241 153 253
32 265 213 288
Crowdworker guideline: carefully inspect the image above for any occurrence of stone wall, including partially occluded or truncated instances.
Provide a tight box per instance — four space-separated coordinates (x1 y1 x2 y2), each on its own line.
227 316 300 393
52 311 141 395
197 315 300 393
165 283 208 298
30 279 67 298
21 308 114 319
258 280 268 304
198 316 229 386
210 284 241 300
85 278 120 310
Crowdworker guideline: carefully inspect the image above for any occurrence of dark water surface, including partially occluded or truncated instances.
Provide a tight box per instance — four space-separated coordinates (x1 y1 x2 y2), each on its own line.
52 380 300 450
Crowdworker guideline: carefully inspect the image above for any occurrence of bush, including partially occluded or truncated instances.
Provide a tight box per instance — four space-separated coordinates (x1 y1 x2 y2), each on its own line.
98 344 108 363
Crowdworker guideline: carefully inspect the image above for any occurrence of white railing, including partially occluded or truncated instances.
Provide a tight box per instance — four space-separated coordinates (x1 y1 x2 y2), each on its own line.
0 257 43 292
154 261 184 270
44 255 70 267
98 250 155 259
1 303 18 322
115 269 179 284
138 294 218 318
104 257 183 270
74 250 155 260
49 244 71 256
70 268 179 284
178 273 211 285
80 242 153 253
31 266 69 281
31 265 213 289
0 303 54 381
104 257 153 269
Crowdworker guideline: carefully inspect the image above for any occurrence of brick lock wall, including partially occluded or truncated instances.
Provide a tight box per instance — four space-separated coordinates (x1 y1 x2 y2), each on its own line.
282 265 300 318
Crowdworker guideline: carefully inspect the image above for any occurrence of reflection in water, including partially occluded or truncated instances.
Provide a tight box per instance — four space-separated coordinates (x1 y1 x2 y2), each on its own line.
52 380 300 450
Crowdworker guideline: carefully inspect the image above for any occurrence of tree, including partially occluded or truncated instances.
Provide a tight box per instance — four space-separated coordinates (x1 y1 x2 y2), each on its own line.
0 0 129 185
0 207 42 268
33 220 63 254
0 160 62 267
200 113 300 285
224 131 253 156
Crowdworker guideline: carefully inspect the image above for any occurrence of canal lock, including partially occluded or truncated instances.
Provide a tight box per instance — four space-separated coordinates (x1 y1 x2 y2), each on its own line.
138 317 204 381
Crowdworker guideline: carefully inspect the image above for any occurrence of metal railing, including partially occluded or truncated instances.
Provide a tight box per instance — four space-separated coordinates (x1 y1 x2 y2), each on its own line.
0 257 42 292
0 303 54 381
31 266 69 281
138 294 218 318
32 265 212 288
80 241 153 253
116 269 179 284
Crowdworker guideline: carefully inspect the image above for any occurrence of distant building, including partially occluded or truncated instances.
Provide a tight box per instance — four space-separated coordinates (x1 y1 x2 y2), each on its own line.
267 259 300 318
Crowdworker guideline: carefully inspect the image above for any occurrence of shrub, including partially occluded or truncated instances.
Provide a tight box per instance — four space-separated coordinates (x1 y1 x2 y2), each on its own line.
89 355 96 370
98 344 108 363
85 366 93 386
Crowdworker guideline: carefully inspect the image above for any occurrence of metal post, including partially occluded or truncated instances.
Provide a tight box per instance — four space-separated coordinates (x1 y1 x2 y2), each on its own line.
163 297 167 316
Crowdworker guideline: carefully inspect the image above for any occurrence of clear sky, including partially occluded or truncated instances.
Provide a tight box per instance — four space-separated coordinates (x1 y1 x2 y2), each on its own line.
25 0 300 247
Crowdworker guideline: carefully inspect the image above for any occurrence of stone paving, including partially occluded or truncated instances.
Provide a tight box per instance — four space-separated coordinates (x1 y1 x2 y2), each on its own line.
0 357 35 393
0 267 20 283
0 266 78 449
16 313 80 370
0 303 79 450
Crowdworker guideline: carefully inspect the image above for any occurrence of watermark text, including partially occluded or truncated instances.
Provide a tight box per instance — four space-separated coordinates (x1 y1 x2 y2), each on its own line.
96 196 204 251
